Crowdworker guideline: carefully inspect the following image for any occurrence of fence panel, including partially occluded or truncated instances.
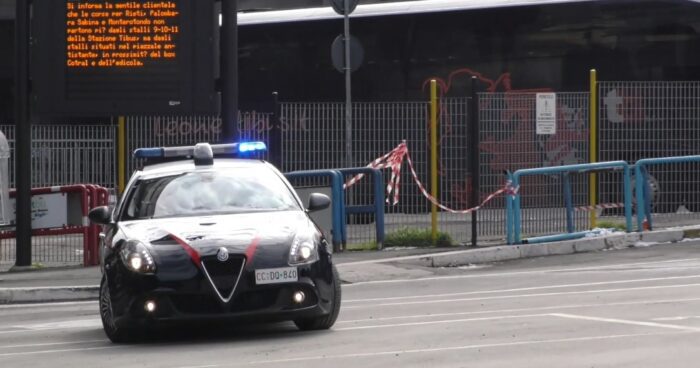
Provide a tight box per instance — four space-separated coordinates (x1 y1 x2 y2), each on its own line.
0 124 116 189
599 81 700 226
0 124 115 266
479 92 590 239
281 102 428 245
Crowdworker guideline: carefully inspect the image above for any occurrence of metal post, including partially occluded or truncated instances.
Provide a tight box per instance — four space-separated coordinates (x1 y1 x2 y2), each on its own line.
344 1 352 169
430 80 438 243
117 116 126 194
221 0 239 143
469 76 479 247
589 69 598 229
14 0 31 267
269 92 282 169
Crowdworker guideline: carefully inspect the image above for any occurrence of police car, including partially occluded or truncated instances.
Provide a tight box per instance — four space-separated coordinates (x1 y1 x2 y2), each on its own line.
88 142 340 343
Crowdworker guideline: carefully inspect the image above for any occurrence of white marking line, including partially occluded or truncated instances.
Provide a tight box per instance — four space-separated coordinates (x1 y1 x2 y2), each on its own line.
186 331 685 367
336 313 547 331
337 297 700 325
551 313 700 332
0 301 96 310
0 345 119 358
653 316 700 321
342 257 700 286
0 285 98 291
0 340 105 350
344 275 700 303
342 283 700 309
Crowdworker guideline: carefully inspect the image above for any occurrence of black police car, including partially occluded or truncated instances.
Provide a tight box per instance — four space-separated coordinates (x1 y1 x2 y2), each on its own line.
88 142 341 342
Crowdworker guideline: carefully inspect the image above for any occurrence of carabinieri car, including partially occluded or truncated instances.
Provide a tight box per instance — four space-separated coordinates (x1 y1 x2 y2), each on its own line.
88 142 341 343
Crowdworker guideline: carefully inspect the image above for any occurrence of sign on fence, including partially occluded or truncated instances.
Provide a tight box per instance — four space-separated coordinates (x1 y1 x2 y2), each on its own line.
536 93 557 135
9 193 68 229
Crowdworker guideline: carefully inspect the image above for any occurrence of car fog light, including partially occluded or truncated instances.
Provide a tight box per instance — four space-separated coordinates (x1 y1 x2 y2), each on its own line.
145 300 156 313
293 291 305 304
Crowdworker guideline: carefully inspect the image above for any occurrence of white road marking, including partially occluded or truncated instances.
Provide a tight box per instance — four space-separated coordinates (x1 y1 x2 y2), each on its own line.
0 319 102 335
342 283 700 309
0 340 105 349
337 297 700 325
0 345 119 357
336 313 547 331
0 301 97 310
342 257 700 286
185 331 686 367
653 316 700 321
551 313 700 332
344 275 700 303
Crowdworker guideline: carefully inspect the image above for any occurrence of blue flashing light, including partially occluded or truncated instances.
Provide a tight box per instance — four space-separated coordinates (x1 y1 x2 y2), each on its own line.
133 148 164 158
238 141 267 153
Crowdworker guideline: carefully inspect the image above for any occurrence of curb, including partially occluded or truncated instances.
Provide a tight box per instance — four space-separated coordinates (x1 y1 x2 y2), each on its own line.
0 286 99 304
399 228 700 268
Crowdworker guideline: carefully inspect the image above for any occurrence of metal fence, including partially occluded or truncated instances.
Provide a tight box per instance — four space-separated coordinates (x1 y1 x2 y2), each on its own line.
479 92 591 239
0 123 116 266
4 80 700 264
599 81 700 226
281 101 429 245
0 124 116 189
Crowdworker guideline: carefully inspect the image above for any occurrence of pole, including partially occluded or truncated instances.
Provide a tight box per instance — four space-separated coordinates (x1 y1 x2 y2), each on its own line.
15 0 31 267
117 116 126 194
270 92 282 169
469 76 479 247
589 69 598 229
221 0 239 143
430 80 438 244
344 0 352 169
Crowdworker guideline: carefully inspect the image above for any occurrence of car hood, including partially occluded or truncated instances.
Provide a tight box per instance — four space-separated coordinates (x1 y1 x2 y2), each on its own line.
119 210 312 255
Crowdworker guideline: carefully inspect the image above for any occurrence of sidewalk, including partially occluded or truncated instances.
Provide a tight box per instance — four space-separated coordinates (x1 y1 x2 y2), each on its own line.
1 225 699 304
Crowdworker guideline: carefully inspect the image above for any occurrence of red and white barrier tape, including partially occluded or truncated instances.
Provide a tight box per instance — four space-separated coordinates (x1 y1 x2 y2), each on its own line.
344 142 408 205
574 203 625 212
345 141 517 213
403 150 516 214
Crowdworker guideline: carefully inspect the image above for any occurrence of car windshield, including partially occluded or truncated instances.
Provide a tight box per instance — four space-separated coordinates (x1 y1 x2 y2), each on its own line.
122 166 301 220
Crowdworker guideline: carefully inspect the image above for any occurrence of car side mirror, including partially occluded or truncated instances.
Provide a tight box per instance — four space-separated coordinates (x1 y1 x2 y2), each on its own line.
307 193 331 213
88 206 112 225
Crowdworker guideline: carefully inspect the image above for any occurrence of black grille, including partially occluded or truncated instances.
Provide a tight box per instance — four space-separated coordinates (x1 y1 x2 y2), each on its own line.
201 255 245 302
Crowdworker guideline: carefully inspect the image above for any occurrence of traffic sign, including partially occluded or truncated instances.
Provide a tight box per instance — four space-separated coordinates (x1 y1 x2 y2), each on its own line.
330 0 359 15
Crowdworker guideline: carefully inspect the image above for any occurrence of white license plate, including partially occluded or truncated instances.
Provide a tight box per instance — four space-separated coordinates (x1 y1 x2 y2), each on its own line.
255 267 298 285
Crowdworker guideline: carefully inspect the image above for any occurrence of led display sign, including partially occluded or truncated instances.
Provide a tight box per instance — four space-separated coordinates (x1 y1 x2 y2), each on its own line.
32 0 216 116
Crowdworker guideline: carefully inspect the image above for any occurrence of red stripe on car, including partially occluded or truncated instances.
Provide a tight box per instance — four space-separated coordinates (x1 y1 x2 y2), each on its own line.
169 233 201 266
245 236 261 263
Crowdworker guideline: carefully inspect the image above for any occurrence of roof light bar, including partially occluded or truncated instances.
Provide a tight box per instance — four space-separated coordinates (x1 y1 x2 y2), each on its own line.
133 141 267 160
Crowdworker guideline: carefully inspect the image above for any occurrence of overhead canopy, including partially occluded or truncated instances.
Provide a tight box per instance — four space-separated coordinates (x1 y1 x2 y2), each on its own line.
239 0 603 25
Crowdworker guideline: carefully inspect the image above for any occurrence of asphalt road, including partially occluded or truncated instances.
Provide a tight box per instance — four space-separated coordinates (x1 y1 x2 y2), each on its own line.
2 242 700 367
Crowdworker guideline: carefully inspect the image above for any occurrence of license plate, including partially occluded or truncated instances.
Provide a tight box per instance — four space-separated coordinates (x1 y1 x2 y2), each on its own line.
255 267 298 285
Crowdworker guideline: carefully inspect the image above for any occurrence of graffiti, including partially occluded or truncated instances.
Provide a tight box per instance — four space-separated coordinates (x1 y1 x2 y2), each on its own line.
240 111 274 133
422 68 588 208
602 88 647 125
153 118 222 138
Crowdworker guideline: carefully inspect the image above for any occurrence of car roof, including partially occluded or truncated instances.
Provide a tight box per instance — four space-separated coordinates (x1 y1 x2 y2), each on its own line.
136 159 270 180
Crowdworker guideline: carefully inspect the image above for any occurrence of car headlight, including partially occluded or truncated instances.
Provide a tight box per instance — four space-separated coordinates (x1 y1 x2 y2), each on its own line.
288 234 318 265
120 240 156 274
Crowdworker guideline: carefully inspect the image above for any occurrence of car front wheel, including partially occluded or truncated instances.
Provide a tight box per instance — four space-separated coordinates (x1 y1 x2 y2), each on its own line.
294 265 341 331
100 276 135 343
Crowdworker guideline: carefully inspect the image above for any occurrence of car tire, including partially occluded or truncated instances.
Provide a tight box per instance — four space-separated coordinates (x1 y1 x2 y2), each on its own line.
100 276 135 343
294 265 341 331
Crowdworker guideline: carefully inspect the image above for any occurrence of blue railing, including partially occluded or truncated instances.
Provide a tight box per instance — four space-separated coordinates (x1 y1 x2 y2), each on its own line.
285 168 386 251
507 161 633 245
284 170 345 251
635 155 700 231
336 167 385 249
